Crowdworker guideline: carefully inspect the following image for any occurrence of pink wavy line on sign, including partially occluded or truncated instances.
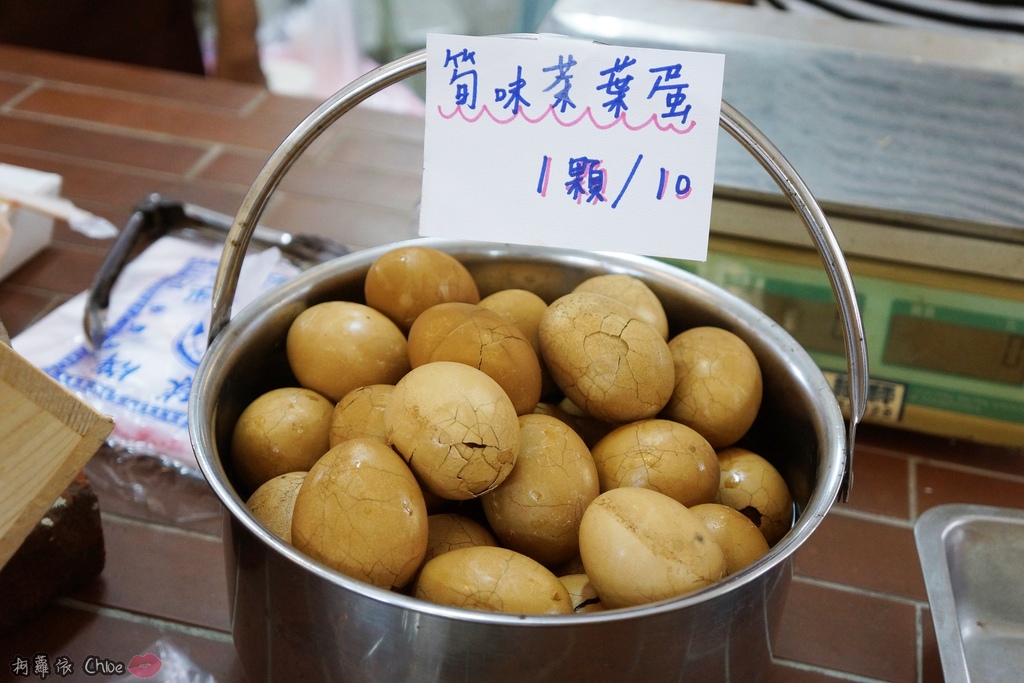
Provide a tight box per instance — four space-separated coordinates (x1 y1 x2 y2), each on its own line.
437 105 696 134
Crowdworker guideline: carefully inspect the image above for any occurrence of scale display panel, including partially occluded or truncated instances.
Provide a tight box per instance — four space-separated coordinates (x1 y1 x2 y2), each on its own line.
664 242 1024 446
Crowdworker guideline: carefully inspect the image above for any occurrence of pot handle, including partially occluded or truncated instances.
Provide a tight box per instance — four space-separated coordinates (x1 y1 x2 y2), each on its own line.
207 45 869 502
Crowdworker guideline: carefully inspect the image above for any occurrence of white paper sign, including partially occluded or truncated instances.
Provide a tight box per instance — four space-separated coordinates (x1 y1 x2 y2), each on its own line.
420 34 725 261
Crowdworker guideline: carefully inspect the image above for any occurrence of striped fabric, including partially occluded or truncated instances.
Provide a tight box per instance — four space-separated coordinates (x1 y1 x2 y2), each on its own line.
757 0 1024 40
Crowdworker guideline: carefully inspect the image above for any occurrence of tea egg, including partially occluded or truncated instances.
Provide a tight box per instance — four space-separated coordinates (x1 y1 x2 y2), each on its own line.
717 447 793 546
558 573 605 613
689 502 770 574
424 513 498 563
662 326 762 449
290 438 428 590
407 302 542 415
572 274 669 340
481 413 600 566
539 291 674 424
232 386 333 493
329 384 394 448
578 486 726 609
245 471 306 544
364 245 480 333
385 361 520 500
286 301 410 402
590 419 720 507
414 546 573 615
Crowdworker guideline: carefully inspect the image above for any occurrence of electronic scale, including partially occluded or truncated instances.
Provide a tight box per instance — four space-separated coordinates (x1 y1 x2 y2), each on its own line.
542 0 1024 447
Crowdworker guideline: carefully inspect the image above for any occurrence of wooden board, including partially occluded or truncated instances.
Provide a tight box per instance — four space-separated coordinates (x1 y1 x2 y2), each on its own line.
0 342 114 568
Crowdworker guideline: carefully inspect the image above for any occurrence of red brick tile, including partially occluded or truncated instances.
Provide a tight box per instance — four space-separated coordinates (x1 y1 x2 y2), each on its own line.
0 44 261 111
280 160 423 212
0 114 208 175
72 515 230 632
194 148 266 188
921 607 946 683
319 127 424 174
844 448 911 519
341 104 426 140
0 75 31 106
12 87 297 151
916 461 1024 517
261 193 418 248
794 512 927 601
859 424 1024 477
0 284 63 337
766 662 854 682
0 149 171 210
0 603 244 682
4 243 106 295
772 578 919 682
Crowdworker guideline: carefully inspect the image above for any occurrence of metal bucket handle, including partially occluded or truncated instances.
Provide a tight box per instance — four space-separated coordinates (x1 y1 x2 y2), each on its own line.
207 44 868 501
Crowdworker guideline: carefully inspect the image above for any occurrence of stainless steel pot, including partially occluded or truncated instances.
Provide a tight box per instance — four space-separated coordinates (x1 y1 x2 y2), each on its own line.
189 41 868 683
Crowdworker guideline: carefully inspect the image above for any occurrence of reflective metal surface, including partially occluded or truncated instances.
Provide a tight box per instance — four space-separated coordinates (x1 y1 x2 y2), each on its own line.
915 504 1024 683
190 239 847 682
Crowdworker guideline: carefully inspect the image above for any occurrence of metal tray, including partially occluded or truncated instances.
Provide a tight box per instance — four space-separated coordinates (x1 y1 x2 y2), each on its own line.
915 504 1024 683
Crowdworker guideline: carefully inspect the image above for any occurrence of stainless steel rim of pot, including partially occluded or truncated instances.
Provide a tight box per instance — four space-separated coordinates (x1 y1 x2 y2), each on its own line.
206 38 868 501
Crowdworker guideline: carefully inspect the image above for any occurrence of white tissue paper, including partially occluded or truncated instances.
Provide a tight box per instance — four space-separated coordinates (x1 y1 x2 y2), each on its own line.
13 235 302 471
0 164 59 281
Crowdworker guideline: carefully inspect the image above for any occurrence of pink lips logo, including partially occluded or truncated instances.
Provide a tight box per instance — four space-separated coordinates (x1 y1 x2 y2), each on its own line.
128 653 162 679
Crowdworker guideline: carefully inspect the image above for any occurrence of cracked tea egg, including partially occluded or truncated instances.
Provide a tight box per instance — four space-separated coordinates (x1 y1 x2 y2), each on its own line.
329 384 394 448
364 245 480 333
662 326 762 449
578 486 726 609
246 471 307 544
290 438 428 590
424 513 498 563
481 413 600 566
539 291 674 424
232 386 333 493
384 361 520 500
590 418 720 508
407 302 542 415
572 273 669 340
717 447 793 546
690 502 770 575
414 546 573 615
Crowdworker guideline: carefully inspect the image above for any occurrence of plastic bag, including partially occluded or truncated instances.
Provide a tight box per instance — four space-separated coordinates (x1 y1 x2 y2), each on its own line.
12 234 301 473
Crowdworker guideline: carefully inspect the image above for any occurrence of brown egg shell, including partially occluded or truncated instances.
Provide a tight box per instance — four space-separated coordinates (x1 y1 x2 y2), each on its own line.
572 274 670 340
689 502 770 575
478 288 557 397
286 301 410 402
481 413 600 567
558 573 605 613
590 418 720 507
413 546 573 615
245 471 307 544
538 291 674 424
329 384 395 448
717 447 794 546
424 513 498 563
231 386 334 493
578 486 726 609
363 245 480 333
407 302 542 415
662 326 763 449
290 438 429 590
384 361 521 501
